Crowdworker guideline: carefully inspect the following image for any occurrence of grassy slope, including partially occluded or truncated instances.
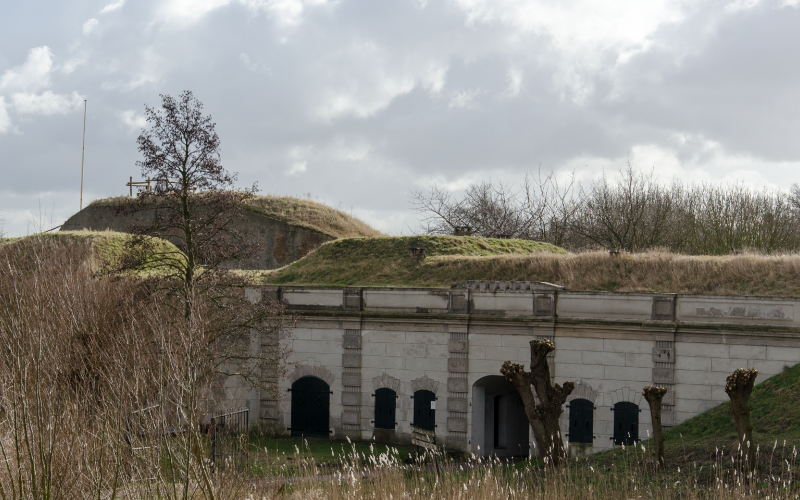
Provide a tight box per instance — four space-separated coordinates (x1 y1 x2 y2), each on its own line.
2 230 180 271
89 194 382 239
589 363 800 475
256 235 566 287
258 241 800 293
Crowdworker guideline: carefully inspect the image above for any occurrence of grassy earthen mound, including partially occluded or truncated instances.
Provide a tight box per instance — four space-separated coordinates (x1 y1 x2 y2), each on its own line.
262 245 800 294
258 235 566 287
89 194 382 239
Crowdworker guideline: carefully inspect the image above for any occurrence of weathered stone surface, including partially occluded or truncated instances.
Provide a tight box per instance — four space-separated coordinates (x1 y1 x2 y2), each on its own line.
653 368 675 384
342 353 362 368
342 411 360 425
342 392 361 406
652 297 675 320
534 295 554 316
653 347 674 363
448 358 469 372
342 373 362 387
343 335 362 349
447 398 468 412
447 378 468 393
448 338 469 353
447 417 467 432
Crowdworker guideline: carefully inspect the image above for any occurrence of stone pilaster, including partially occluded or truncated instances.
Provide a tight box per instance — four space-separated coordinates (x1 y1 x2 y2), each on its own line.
342 329 362 434
447 330 469 451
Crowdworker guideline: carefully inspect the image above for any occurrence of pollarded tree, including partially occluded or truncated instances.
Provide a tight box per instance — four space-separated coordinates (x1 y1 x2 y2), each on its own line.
500 339 574 466
643 385 668 468
725 368 758 471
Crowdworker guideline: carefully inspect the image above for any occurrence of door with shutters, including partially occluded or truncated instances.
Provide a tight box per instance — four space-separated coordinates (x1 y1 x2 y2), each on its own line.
567 398 594 444
613 402 639 445
374 388 397 430
290 376 330 438
413 390 436 431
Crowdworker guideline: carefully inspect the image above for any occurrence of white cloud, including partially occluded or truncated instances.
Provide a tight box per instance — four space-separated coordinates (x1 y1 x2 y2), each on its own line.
82 18 99 35
0 97 11 134
0 46 55 93
286 160 307 175
12 91 84 115
160 0 233 24
505 68 522 97
239 53 270 73
159 0 331 27
101 0 126 13
724 0 763 13
449 89 481 108
120 110 146 130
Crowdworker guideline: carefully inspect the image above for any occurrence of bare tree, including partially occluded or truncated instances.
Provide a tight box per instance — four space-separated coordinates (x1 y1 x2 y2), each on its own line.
107 91 291 499
642 386 668 468
500 340 574 466
574 164 679 252
725 368 758 471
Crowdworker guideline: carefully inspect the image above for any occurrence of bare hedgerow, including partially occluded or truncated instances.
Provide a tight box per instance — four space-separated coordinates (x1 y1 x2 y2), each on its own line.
413 165 800 255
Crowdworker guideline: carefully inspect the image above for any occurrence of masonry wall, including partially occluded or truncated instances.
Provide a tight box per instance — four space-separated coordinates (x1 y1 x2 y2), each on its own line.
234 285 800 456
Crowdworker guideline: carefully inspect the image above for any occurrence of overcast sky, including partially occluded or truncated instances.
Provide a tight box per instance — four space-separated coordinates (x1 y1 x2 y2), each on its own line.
2 0 799 236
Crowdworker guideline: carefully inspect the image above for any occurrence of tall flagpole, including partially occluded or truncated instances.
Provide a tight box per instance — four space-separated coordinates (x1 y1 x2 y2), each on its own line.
80 99 87 210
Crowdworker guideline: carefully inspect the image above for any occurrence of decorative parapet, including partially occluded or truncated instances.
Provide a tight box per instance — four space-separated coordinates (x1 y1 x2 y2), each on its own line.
452 281 563 292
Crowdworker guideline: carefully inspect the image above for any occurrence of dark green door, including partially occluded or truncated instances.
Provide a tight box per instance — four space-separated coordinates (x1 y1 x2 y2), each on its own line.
613 402 639 445
291 376 330 438
567 398 594 444
413 390 436 431
374 388 397 429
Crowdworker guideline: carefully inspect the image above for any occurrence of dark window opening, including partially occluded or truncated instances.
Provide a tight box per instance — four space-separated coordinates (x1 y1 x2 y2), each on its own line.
413 390 436 431
613 401 639 446
374 388 397 430
568 398 594 444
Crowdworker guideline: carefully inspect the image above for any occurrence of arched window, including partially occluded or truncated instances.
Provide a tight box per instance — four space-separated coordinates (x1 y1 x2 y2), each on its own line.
612 402 639 445
567 398 594 444
290 376 330 438
374 388 397 430
413 390 436 431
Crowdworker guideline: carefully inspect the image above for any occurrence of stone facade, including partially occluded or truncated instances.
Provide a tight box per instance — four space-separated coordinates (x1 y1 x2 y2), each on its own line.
227 284 800 456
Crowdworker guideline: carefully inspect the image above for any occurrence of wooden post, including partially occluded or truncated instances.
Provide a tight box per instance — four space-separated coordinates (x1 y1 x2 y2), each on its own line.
80 99 87 210
130 176 133 196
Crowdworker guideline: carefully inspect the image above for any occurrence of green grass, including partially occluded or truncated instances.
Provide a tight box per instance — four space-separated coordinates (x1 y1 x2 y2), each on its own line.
255 235 566 287
1 230 182 273
247 435 418 476
588 362 800 477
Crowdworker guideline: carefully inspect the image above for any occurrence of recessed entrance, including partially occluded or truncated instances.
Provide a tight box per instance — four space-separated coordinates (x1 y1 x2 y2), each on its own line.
290 376 330 438
472 375 529 458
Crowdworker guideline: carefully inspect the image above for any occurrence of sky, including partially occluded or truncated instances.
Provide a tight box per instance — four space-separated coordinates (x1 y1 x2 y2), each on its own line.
1 0 799 237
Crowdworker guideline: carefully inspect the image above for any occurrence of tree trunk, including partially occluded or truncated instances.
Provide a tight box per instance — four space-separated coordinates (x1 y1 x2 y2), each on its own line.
500 339 574 466
642 385 668 467
725 368 758 471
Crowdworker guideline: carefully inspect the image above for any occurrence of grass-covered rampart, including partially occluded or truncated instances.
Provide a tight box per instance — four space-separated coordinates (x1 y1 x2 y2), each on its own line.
260 241 800 295
89 194 382 239
257 235 565 287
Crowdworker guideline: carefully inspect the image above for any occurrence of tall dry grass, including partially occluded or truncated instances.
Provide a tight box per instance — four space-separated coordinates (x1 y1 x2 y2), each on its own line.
412 250 800 295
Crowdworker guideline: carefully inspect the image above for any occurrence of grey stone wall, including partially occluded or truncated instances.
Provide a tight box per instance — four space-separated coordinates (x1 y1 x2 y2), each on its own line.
60 204 333 270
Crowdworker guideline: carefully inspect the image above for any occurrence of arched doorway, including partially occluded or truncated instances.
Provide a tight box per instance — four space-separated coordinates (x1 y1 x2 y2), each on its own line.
290 376 330 438
612 401 639 445
374 388 397 430
472 375 529 458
